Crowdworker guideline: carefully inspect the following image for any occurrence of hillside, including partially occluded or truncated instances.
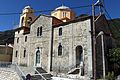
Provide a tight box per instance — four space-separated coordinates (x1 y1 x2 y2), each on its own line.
0 18 120 46
109 18 120 47
0 30 15 45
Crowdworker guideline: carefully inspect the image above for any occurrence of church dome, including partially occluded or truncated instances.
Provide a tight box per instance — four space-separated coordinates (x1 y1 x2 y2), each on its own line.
24 6 31 9
55 5 70 10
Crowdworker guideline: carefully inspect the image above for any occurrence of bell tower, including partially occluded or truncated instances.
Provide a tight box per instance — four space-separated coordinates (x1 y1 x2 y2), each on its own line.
19 6 36 27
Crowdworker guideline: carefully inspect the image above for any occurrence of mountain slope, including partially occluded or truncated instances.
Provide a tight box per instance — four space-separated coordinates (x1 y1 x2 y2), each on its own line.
109 18 120 47
0 30 15 45
0 18 120 45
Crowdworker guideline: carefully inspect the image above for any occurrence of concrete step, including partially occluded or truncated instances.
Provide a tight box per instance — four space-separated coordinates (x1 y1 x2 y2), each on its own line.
31 75 43 80
35 67 52 80
42 73 52 80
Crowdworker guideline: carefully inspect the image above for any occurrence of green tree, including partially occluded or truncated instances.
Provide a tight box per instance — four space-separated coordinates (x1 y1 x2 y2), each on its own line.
109 48 120 66
108 48 120 76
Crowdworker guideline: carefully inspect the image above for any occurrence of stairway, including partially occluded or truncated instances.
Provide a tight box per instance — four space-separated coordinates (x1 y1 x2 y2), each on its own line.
36 67 47 73
31 67 52 80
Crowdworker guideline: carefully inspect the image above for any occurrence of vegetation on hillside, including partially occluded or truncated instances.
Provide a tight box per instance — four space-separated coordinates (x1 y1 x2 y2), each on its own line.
107 18 120 77
0 29 15 45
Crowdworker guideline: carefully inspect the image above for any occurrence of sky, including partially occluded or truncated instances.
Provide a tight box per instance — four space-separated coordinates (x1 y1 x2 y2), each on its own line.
0 0 119 31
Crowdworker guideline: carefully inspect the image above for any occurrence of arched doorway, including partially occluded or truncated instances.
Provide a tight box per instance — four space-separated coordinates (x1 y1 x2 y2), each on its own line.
35 49 41 66
76 45 83 67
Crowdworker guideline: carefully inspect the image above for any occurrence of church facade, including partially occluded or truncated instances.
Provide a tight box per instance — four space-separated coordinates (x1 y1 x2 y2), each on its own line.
12 5 114 79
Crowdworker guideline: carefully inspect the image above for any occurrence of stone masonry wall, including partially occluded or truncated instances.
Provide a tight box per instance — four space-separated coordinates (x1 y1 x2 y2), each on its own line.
52 19 93 77
30 15 53 72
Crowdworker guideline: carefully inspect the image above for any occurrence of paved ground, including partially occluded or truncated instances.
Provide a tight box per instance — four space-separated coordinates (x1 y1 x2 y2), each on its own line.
0 68 20 80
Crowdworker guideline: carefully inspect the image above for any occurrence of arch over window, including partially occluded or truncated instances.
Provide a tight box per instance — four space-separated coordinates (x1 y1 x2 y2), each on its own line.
58 43 62 56
59 28 62 36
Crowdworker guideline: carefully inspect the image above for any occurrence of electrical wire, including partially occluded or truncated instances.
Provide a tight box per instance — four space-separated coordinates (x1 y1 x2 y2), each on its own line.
0 5 92 16
103 6 120 32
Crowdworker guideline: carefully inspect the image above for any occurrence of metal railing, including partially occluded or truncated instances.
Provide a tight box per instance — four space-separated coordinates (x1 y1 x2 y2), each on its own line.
13 63 26 80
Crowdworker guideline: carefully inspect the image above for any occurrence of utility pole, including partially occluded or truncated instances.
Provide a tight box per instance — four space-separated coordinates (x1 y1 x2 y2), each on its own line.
92 0 105 79
92 3 96 80
98 0 102 14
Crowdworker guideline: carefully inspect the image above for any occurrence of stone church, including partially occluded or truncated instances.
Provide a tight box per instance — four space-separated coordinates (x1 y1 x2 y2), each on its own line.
12 5 115 79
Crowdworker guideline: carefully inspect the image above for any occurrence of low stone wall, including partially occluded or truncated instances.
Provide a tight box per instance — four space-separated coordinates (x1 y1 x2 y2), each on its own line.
0 54 12 62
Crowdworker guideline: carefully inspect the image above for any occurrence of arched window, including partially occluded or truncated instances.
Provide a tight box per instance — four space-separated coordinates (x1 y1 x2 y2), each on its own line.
40 27 42 36
25 36 27 42
58 43 62 56
17 38 19 43
59 28 62 36
15 50 18 57
23 49 26 57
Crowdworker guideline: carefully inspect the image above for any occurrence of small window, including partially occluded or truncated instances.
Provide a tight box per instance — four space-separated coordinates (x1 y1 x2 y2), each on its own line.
40 27 42 36
58 43 62 56
28 17 32 25
17 38 19 43
25 36 27 42
28 21 31 25
63 12 66 17
37 27 42 36
29 17 32 21
23 49 26 57
59 28 62 36
18 31 20 34
54 13 57 16
15 51 18 57
21 17 24 26
37 27 40 36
